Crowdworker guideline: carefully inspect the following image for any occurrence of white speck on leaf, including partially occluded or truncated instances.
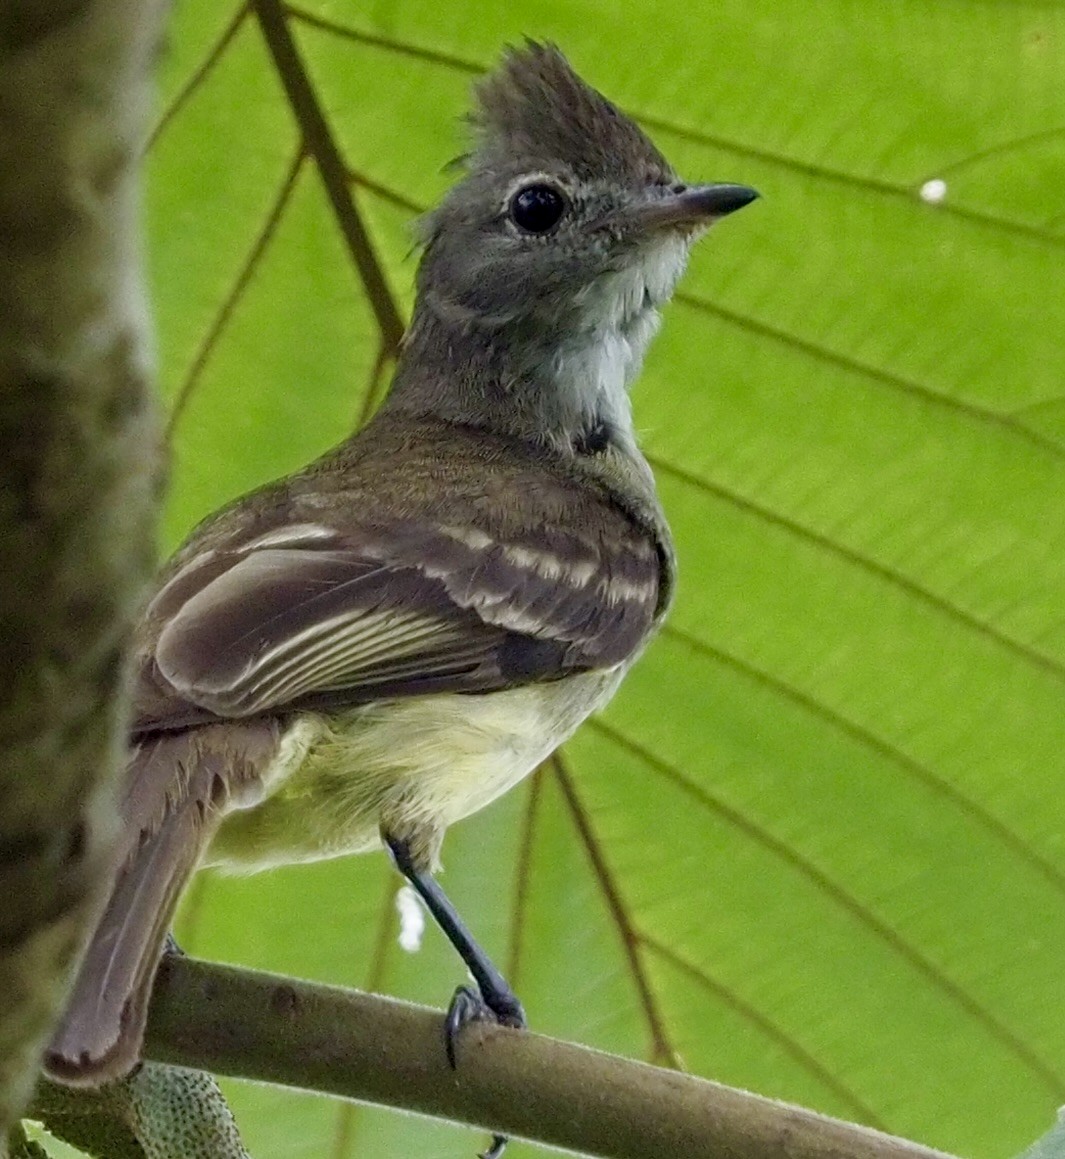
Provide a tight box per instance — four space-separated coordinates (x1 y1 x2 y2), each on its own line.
920 179 947 204
396 884 425 953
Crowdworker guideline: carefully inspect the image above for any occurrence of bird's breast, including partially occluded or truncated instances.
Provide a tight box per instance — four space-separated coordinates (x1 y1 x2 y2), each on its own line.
207 667 627 874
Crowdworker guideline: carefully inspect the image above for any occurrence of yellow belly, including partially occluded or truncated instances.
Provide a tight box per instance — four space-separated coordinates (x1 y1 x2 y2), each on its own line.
206 668 625 873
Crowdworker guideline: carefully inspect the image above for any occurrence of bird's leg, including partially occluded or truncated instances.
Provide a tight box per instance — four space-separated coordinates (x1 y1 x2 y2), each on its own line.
386 835 521 1159
385 834 526 1055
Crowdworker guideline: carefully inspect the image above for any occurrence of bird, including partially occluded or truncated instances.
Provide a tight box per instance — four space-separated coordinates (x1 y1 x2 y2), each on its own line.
47 38 757 1123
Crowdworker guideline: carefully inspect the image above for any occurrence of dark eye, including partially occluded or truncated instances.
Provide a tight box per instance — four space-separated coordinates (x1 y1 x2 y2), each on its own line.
509 184 567 233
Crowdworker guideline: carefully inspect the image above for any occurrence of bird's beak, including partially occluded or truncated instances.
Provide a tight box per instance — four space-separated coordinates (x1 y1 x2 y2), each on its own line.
617 183 759 234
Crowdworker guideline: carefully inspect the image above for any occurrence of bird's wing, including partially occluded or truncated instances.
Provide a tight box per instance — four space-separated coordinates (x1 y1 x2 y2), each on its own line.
133 510 662 730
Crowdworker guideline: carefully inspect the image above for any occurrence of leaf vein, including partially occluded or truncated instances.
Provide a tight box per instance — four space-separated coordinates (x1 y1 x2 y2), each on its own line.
166 147 305 439
552 754 681 1069
283 9 1065 249
147 1 252 152
640 933 887 1129
675 291 1065 463
506 768 545 989
589 718 1065 1097
254 0 405 352
648 454 1065 684
661 622 1065 898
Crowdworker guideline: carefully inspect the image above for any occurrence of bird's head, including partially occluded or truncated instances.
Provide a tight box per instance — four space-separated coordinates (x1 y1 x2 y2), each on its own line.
416 42 757 339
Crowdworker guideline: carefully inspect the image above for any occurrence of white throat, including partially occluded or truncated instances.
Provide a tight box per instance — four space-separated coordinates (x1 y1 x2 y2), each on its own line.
548 235 690 450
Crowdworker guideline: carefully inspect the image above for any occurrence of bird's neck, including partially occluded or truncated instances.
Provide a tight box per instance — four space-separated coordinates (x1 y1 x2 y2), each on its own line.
382 286 662 457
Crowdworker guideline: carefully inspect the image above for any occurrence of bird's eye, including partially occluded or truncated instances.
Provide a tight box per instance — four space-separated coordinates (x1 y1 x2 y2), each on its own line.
509 184 567 234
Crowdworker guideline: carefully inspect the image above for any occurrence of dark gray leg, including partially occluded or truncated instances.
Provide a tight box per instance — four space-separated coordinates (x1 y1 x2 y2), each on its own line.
386 835 525 1159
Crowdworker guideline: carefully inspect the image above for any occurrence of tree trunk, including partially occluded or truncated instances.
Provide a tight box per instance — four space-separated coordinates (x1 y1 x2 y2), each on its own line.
0 0 165 1137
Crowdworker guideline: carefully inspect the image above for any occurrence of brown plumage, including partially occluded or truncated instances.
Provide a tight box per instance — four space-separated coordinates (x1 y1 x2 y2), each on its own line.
47 408 672 1083
46 40 756 1092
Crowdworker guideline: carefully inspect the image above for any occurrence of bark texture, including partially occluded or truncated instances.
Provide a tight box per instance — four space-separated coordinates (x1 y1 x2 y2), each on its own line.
0 0 165 1135
146 955 962 1159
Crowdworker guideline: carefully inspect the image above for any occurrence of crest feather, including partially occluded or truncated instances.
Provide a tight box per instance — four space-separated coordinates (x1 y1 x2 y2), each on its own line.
468 42 672 185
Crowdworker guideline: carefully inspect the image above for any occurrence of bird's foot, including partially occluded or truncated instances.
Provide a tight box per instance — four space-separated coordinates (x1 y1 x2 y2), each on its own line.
444 984 526 1068
444 984 526 1159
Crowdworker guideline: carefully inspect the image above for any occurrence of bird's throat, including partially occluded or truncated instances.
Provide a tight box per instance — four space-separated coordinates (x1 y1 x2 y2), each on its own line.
386 239 687 455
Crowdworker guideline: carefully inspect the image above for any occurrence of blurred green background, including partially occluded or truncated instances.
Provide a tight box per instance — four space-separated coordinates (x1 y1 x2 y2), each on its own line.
40 1 1065 1156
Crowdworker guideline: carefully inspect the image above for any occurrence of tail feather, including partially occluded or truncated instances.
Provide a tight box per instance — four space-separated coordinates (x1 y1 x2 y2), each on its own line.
46 722 280 1085
46 781 207 1084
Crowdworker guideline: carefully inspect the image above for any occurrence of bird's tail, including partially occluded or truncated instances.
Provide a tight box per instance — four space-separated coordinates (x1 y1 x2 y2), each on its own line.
45 723 277 1086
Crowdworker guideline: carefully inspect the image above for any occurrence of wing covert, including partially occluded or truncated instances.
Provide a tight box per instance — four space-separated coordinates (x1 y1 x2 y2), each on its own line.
136 498 663 727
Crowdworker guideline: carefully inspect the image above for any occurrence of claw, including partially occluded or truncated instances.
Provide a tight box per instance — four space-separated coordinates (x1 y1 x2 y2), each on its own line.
479 1134 508 1159
445 985 492 1068
444 984 526 1068
445 985 520 1159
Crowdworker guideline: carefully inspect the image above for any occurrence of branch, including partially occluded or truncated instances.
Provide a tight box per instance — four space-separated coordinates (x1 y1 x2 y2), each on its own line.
145 956 960 1159
0 0 165 1134
252 0 406 356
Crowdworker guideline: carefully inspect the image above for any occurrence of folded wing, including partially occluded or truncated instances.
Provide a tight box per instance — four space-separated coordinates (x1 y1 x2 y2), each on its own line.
136 512 662 729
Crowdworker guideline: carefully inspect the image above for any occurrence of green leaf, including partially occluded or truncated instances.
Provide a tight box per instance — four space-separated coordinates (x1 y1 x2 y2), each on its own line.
129 2 1065 1156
